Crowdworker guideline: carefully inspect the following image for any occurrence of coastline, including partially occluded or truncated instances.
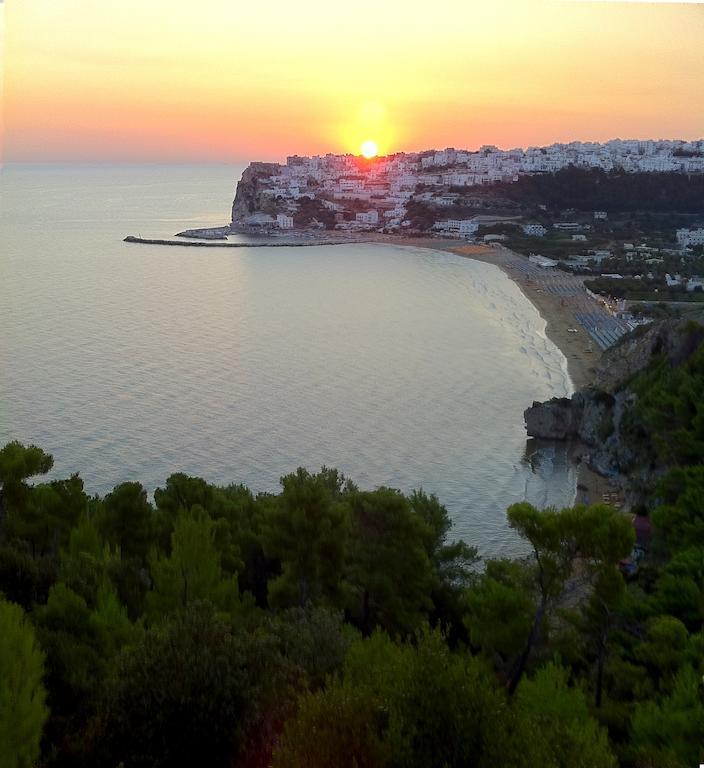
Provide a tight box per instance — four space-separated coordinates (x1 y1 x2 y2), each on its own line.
369 236 597 391
450 245 596 391
128 227 616 507
367 235 622 508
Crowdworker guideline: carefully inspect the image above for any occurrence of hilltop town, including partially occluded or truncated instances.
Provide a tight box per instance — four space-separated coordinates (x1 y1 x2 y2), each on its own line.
230 138 704 235
229 139 704 313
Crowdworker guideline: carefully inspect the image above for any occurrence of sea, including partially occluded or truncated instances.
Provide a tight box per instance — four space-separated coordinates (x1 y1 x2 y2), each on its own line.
0 164 575 559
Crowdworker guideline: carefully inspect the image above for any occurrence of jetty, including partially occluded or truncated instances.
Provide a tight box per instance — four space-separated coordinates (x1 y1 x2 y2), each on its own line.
123 236 359 248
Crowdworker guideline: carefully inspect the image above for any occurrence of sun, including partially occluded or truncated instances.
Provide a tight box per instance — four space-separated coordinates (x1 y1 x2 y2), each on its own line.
361 139 379 159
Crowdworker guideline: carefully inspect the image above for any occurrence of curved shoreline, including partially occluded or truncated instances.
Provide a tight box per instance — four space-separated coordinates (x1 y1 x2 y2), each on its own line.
363 237 618 507
124 232 596 390
443 245 595 391
124 229 613 503
359 236 596 390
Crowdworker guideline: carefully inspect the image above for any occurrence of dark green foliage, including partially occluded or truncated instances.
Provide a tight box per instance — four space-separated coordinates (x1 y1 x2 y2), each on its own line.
154 472 215 518
497 167 704 214
4 476 86 557
97 481 155 562
409 489 479 585
261 468 350 610
104 603 252 768
511 663 616 768
654 547 704 628
652 467 704 551
261 606 358 690
32 582 116 763
0 544 56 609
346 488 434 634
292 197 336 229
631 665 704 768
0 422 701 768
632 341 704 466
274 629 508 768
464 559 534 667
504 502 633 693
147 509 240 618
0 441 53 513
0 597 48 768
272 674 390 768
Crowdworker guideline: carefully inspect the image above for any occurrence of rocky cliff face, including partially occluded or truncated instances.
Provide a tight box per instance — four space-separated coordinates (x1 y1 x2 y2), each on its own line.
230 162 281 228
524 396 583 440
593 316 704 393
525 317 704 481
525 392 614 448
525 390 630 477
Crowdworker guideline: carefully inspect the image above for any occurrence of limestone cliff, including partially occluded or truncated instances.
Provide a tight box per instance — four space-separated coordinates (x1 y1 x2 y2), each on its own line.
230 162 281 228
593 315 704 393
524 317 704 482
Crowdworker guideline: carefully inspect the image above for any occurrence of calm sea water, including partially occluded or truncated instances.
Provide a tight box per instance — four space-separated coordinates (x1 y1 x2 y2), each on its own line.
0 164 575 558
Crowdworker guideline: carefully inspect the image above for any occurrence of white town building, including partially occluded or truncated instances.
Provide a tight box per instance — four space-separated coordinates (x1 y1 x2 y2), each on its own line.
676 228 704 247
276 214 294 229
356 210 379 225
522 224 547 237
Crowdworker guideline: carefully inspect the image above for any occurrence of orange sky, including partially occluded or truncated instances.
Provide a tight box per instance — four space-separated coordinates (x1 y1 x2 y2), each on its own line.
2 0 703 162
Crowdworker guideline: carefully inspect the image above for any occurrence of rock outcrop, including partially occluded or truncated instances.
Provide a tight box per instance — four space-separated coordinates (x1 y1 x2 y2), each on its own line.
230 162 281 228
525 391 622 476
525 391 614 445
525 317 704 483
593 316 704 393
176 227 229 240
524 396 583 440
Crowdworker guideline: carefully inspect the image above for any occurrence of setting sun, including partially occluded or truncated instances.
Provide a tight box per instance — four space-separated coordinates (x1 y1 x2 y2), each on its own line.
361 140 378 159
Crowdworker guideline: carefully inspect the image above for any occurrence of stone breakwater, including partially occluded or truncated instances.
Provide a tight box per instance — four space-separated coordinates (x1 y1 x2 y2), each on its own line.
123 236 359 248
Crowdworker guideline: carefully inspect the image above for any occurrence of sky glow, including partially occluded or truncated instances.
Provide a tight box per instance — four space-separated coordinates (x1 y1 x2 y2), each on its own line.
2 0 702 162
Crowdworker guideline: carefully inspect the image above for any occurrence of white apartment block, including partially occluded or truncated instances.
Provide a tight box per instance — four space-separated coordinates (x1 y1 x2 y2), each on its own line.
522 224 547 237
434 218 479 237
276 214 294 229
676 228 704 247
459 219 479 236
356 210 379 225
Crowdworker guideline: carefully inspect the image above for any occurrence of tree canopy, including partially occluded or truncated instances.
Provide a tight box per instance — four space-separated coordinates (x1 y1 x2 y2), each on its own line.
0 425 701 767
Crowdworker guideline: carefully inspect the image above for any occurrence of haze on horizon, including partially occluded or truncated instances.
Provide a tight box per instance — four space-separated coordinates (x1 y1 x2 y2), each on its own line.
1 0 702 163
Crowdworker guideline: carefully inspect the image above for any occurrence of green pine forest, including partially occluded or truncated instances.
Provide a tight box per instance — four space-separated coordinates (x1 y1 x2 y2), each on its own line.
1 337 704 768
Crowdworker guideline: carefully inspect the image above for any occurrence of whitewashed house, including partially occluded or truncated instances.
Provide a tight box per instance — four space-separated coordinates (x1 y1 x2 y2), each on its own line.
356 210 379 225
676 228 704 247
522 224 547 237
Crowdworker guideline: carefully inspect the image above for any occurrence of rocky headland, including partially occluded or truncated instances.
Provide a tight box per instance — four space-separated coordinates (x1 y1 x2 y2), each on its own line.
524 316 704 499
231 162 285 229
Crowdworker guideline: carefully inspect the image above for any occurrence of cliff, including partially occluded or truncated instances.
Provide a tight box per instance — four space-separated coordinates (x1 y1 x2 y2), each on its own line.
525 317 704 482
592 315 704 393
230 162 336 231
230 162 281 228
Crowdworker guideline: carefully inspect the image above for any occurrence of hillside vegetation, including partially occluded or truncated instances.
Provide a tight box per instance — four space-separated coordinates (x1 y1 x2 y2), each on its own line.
1 335 703 767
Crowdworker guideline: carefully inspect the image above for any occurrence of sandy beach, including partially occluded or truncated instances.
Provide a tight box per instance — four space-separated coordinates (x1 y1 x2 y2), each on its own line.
374 236 598 390
370 234 622 508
